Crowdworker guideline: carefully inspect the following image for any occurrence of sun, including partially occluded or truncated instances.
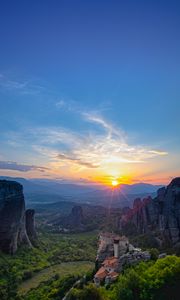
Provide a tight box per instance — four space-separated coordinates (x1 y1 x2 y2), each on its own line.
111 179 119 187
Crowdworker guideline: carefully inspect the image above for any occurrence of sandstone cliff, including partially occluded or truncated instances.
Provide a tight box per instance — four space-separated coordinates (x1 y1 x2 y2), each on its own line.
120 178 180 245
0 180 36 254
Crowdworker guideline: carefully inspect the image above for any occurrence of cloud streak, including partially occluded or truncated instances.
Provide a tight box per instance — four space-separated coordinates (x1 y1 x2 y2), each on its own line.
0 161 49 172
0 73 45 95
3 112 168 176
28 114 168 171
57 153 99 168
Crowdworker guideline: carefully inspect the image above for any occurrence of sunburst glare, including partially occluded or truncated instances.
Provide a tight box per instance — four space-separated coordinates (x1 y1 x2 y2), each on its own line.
111 179 119 187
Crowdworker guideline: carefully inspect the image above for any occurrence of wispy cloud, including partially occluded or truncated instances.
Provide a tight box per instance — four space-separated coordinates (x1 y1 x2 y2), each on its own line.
0 161 49 172
56 99 75 111
0 73 45 95
3 112 168 174
27 114 168 170
83 112 126 139
148 150 168 156
57 153 99 168
56 99 112 116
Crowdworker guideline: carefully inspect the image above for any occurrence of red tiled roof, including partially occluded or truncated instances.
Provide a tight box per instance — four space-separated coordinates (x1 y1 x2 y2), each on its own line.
108 271 119 279
95 267 108 280
102 257 118 268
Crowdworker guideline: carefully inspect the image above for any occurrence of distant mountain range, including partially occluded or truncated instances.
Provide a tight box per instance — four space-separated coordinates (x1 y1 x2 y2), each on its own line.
0 176 163 208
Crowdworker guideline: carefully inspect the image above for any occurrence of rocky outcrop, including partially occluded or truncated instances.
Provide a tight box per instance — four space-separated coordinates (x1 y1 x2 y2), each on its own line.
54 205 85 232
96 233 130 264
26 209 37 244
68 206 84 228
160 178 180 244
0 180 36 254
120 178 180 245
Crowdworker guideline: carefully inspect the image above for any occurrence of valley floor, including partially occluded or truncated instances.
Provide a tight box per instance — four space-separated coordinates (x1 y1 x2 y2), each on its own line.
0 230 98 300
18 261 94 295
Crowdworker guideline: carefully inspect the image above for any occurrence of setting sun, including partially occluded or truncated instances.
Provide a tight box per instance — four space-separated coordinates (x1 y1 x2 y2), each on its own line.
112 179 119 187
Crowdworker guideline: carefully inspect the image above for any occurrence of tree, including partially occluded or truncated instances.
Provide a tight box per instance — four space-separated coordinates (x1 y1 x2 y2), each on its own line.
149 248 159 260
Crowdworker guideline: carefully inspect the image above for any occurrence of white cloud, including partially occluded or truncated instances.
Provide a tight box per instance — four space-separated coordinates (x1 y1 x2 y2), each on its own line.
30 115 168 169
0 73 45 95
56 99 66 108
4 113 168 172
55 99 78 112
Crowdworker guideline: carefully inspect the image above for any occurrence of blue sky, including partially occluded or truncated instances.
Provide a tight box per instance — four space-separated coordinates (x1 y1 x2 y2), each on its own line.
0 0 179 184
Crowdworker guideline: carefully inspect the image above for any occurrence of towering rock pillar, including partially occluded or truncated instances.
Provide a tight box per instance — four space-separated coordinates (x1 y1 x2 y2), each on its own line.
25 209 37 244
162 178 180 244
0 180 31 254
119 177 180 246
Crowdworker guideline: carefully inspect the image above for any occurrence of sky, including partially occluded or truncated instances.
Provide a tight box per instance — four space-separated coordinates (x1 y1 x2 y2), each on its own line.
0 0 180 186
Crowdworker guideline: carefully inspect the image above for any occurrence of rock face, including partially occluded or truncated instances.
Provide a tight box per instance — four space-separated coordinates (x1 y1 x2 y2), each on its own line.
120 178 180 245
54 205 85 232
96 233 130 264
0 180 36 254
26 209 37 244
68 206 84 228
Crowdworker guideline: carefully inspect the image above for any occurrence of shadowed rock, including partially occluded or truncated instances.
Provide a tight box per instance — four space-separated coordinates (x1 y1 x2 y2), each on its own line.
68 205 84 227
54 205 85 232
25 209 37 244
120 177 180 245
0 180 31 254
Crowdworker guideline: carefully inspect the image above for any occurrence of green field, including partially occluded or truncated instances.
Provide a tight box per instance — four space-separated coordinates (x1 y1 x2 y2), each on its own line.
0 230 98 300
18 261 94 295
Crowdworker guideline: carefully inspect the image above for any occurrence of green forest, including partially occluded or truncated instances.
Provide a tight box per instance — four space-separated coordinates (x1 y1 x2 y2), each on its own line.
0 231 97 300
67 255 180 300
0 228 180 300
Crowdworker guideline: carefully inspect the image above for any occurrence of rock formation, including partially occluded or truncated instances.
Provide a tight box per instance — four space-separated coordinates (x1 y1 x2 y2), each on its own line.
54 205 85 232
120 178 180 245
25 209 37 244
96 233 130 264
0 180 36 254
68 205 84 228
